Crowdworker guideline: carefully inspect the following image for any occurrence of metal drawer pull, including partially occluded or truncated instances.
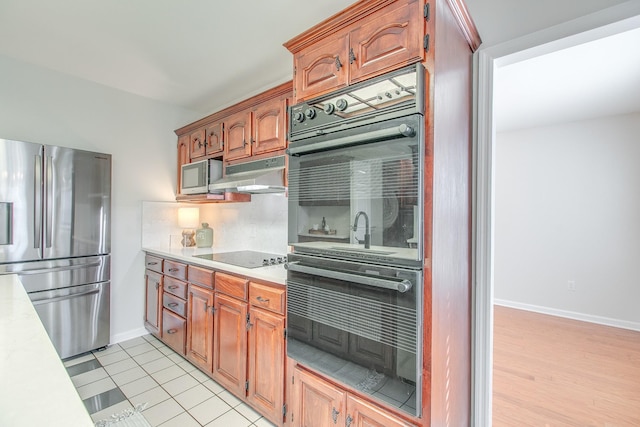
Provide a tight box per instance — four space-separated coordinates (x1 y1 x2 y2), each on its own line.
168 302 178 308
168 285 179 290
346 414 353 427
147 261 158 266
31 288 100 305
166 329 177 334
256 296 270 303
331 407 339 424
168 268 179 272
285 262 412 293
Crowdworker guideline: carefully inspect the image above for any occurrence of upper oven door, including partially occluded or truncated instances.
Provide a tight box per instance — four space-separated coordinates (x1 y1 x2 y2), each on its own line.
287 113 423 267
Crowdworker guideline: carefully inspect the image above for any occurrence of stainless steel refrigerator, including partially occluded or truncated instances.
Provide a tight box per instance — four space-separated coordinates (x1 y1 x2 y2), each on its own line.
0 138 111 359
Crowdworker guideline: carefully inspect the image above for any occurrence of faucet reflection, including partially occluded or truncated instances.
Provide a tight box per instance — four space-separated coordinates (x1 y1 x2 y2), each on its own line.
352 211 371 249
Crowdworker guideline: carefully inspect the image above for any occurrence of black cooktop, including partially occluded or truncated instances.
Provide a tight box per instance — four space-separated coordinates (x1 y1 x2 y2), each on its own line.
194 250 286 269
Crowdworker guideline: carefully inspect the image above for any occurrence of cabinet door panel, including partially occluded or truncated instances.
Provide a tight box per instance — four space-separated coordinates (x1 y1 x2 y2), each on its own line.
187 285 214 373
292 367 345 427
295 33 349 101
176 135 189 195
224 110 252 161
162 309 186 355
347 394 415 427
252 97 287 155
205 122 224 155
145 270 162 335
349 0 423 83
247 307 284 425
189 128 206 158
213 293 247 397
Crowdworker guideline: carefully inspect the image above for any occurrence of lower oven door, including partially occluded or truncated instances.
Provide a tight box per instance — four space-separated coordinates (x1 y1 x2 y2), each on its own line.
285 253 422 417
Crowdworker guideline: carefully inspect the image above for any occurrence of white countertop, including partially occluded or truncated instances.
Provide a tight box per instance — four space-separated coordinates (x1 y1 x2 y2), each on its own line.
142 246 287 285
0 274 94 427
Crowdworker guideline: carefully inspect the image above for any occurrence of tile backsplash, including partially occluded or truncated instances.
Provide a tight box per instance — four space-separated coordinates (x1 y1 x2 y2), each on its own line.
141 194 288 254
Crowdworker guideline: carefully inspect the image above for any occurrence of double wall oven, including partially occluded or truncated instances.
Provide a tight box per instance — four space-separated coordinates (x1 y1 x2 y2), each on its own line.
285 64 425 417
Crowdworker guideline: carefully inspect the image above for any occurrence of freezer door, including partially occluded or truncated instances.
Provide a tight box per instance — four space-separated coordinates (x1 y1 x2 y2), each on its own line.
0 139 44 263
30 281 110 359
43 146 111 259
0 255 110 293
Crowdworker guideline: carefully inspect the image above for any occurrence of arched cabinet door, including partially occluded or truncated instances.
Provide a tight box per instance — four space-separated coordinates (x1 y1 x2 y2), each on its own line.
294 32 349 101
252 95 287 156
224 110 252 161
349 0 423 84
205 122 224 156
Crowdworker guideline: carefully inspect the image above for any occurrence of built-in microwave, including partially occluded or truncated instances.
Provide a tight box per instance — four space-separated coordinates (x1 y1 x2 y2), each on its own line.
180 159 222 194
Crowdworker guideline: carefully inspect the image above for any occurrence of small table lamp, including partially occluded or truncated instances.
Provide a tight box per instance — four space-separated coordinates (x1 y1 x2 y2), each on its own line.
178 207 200 247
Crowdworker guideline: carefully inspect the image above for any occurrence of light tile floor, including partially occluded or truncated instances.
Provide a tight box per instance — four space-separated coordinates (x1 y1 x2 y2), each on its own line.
64 334 276 427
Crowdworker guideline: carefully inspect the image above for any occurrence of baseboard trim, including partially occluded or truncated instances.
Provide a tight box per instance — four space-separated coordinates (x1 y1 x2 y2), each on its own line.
494 299 640 332
110 327 149 345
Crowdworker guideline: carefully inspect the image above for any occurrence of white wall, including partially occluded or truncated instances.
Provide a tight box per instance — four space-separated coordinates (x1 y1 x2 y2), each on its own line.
0 55 199 343
141 197 288 254
494 113 640 329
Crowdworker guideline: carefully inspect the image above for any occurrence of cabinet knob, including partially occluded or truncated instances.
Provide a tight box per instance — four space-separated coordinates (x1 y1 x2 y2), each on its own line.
349 47 356 64
346 415 353 427
166 328 177 334
335 56 342 71
155 282 160 289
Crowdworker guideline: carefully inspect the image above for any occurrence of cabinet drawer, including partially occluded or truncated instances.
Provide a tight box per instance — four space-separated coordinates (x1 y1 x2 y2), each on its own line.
164 260 187 280
163 293 186 317
249 282 285 314
189 265 214 289
215 272 248 301
164 276 188 299
145 255 163 273
162 309 186 355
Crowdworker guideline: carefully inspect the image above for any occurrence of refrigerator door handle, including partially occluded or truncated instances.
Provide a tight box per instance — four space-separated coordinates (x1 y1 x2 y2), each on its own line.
34 154 42 249
31 287 101 305
45 155 53 249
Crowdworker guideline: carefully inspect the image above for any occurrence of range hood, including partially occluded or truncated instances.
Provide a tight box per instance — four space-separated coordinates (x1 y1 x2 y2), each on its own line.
208 155 286 194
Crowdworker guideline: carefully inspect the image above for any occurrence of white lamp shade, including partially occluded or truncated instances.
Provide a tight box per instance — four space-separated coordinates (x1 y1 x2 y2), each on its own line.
178 207 200 228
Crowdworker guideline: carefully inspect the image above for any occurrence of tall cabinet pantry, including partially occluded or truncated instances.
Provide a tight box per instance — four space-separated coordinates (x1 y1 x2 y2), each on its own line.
283 1 480 426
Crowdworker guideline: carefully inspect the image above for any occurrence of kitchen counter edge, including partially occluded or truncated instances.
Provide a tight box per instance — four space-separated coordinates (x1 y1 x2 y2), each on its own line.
142 247 287 286
0 274 94 427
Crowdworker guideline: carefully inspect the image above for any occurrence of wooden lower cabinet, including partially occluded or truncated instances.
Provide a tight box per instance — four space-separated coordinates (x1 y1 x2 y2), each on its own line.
144 270 162 335
247 306 285 425
186 284 214 373
291 366 415 427
162 309 186 355
212 292 248 398
144 254 286 425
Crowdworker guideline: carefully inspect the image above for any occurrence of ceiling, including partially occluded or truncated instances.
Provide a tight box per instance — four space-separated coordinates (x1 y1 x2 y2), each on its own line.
494 26 640 133
0 0 638 130
0 0 354 115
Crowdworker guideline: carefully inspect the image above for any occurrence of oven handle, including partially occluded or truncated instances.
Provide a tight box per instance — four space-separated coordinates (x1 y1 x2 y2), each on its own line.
284 261 413 293
286 124 415 156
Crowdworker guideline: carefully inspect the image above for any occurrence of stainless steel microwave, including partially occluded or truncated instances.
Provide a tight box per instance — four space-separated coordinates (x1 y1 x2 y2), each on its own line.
180 159 222 194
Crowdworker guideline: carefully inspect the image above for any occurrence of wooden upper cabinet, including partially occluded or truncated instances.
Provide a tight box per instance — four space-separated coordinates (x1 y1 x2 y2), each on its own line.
252 95 288 156
224 110 253 161
295 32 349 101
189 128 207 159
349 0 423 84
177 135 189 195
286 0 425 102
205 122 224 155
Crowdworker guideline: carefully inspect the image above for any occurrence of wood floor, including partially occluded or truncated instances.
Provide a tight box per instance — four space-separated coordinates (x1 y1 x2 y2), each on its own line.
492 305 640 427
